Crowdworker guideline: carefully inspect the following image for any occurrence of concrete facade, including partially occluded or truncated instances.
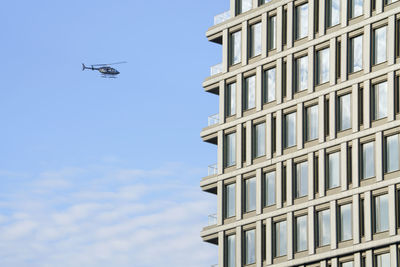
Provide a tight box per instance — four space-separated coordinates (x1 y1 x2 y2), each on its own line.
202 0 400 266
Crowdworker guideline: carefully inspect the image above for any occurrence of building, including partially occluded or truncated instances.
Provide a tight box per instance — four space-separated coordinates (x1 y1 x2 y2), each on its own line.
200 0 400 266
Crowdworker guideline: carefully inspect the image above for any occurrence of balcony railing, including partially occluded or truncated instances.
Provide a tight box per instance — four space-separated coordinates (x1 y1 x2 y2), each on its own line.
208 114 219 126
208 164 218 176
210 63 223 76
208 214 217 226
211 265 218 267
214 10 231 25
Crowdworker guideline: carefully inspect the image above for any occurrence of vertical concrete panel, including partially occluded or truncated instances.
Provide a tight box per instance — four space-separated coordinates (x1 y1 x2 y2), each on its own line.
308 0 314 41
218 231 224 267
308 206 315 255
256 66 263 111
277 58 283 105
363 25 371 74
364 0 371 18
287 212 293 260
366 250 373 267
266 114 272 159
276 162 283 209
363 79 371 129
237 124 243 169
390 244 398 267
256 169 262 215
389 185 396 236
223 29 229 73
330 200 337 249
236 226 242 267
287 159 293 206
320 260 327 267
266 218 273 265
246 120 253 166
219 80 226 124
388 16 396 65
319 149 326 197
237 73 243 118
256 221 262 267
341 33 348 82
329 91 337 140
308 153 314 200
308 46 315 93
354 252 361 267
375 132 383 182
287 2 293 48
297 103 304 150
330 38 337 86
340 142 348 191
341 0 347 27
252 0 258 9
276 110 283 156
230 0 236 18
353 194 360 244
262 13 268 59
319 0 326 36
388 71 395 122
217 181 223 226
236 175 243 220
277 6 283 52
319 96 325 143
287 54 293 100
242 21 248 66
376 0 383 14
352 84 359 132
331 258 338 267
352 139 360 188
218 131 224 175
365 191 372 241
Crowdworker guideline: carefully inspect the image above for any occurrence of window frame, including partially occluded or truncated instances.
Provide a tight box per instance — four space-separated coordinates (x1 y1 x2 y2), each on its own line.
327 151 341 189
225 132 237 167
264 171 276 207
384 134 400 173
326 0 341 28
268 15 277 51
295 215 308 252
373 26 388 65
372 81 388 121
230 31 242 66
244 75 256 110
374 194 389 233
226 83 237 117
225 183 236 219
316 47 330 85
263 67 276 103
295 3 309 40
339 203 353 242
338 93 352 132
349 34 363 73
294 55 308 93
249 22 262 58
362 141 375 179
253 122 266 158
305 104 319 141
295 161 308 198
284 112 297 148
244 177 256 213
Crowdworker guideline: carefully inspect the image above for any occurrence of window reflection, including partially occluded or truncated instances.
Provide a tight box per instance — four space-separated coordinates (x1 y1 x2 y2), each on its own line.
350 35 363 73
285 112 296 148
338 94 351 131
244 76 256 110
374 27 387 65
373 82 388 120
264 68 276 103
295 4 308 40
230 31 241 65
327 0 340 27
295 161 308 198
317 48 330 85
295 56 308 92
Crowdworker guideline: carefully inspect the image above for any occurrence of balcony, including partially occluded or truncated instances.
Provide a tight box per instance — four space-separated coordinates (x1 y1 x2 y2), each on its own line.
214 10 231 25
210 63 223 76
208 164 218 176
208 214 217 226
211 265 218 267
208 114 219 127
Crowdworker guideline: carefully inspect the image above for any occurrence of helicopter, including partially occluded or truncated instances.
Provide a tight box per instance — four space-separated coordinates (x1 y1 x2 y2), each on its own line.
82 61 127 78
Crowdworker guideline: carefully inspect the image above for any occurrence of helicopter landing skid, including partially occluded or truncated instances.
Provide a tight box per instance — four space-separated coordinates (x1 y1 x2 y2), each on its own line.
101 75 117 79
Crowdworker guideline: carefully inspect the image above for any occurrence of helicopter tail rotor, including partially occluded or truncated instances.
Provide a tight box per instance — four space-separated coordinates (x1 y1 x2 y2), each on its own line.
82 63 86 71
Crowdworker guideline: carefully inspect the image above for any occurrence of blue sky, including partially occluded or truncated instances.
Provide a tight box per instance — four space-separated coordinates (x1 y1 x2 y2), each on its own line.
0 1 229 266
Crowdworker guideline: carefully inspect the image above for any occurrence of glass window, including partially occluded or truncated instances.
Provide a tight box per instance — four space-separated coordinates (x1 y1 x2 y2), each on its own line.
245 177 256 212
250 23 262 58
317 209 331 247
264 171 276 206
305 105 318 141
254 123 266 158
295 215 307 252
375 253 391 267
350 35 363 73
237 0 252 14
245 229 255 265
328 152 340 189
350 0 363 18
230 31 241 65
227 235 236 267
226 83 236 117
275 221 287 257
373 26 387 65
338 94 351 131
295 161 308 198
225 184 236 218
342 262 354 267
374 194 389 233
362 142 375 179
339 203 352 241
386 0 399 4
373 81 388 120
295 56 308 92
284 112 296 148
327 0 340 27
244 76 256 110
386 134 400 173
260 0 272 4
264 68 276 103
225 133 236 167
295 4 309 40
317 48 330 85
268 16 276 50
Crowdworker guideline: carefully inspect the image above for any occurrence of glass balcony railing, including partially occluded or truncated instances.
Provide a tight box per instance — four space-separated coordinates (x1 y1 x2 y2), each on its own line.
208 214 217 226
214 10 231 25
208 114 219 126
210 63 223 76
211 265 218 267
208 164 218 176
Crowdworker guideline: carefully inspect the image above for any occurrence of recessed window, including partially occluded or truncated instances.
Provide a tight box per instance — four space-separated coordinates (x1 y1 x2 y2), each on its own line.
305 105 318 141
316 48 330 85
225 133 236 167
362 141 375 179
339 203 352 241
245 177 256 212
338 94 351 131
295 3 309 40
295 161 308 198
349 35 363 73
327 152 340 189
236 0 252 14
230 31 241 66
341 262 354 267
373 26 387 65
375 253 391 267
350 0 363 18
253 123 266 158
244 76 256 110
225 184 236 218
385 134 400 173
327 0 340 27
374 194 389 233
295 56 308 92
268 16 277 50
386 0 399 5
264 68 276 103
226 83 236 117
274 221 287 257
244 229 256 265
284 112 297 148
227 235 236 267
260 0 272 4
264 171 276 206
372 81 388 120
250 23 262 58
295 215 308 252
317 209 331 247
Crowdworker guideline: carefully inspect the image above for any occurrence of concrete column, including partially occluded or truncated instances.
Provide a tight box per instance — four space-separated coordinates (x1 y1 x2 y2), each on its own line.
330 200 337 249
246 120 253 166
266 218 273 265
287 159 293 206
218 231 224 267
329 91 337 140
354 252 361 267
366 250 373 267
237 73 243 118
230 0 236 18
365 191 372 241
242 21 248 66
308 0 314 41
262 13 268 59
276 162 283 209
266 114 272 159
364 25 371 74
236 175 242 220
223 29 229 73
276 110 283 156
376 0 383 14
331 258 338 267
256 169 262 215
388 16 396 65
320 260 327 267
252 0 258 9
352 84 359 132
319 96 325 143
256 221 262 267
217 181 223 226
375 132 383 182
219 80 226 124
256 66 262 111
308 46 315 93
237 124 243 169
363 79 371 129
389 185 396 236
340 142 348 191
388 71 395 122
218 131 224 175
330 38 337 86
308 153 314 200
352 139 360 188
297 103 304 150
287 212 293 260
319 149 326 197
390 244 398 267
341 33 348 82
308 206 315 255
277 58 283 104
319 0 326 36
364 0 371 18
277 6 283 52
287 54 294 100
287 2 294 48
236 226 242 267
353 194 360 244
341 0 348 27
